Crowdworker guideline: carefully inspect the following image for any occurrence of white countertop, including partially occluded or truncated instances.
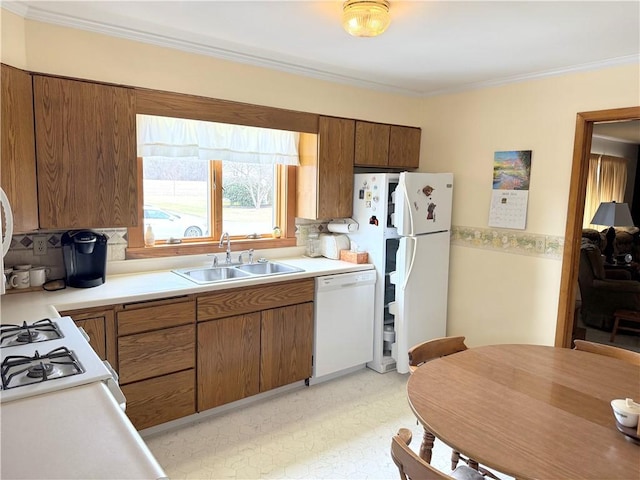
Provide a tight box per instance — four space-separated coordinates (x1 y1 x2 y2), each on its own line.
0 254 372 479
1 382 167 480
1 255 373 322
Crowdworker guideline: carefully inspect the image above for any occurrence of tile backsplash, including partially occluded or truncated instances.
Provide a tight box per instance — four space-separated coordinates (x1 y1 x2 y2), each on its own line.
5 229 128 280
4 222 326 279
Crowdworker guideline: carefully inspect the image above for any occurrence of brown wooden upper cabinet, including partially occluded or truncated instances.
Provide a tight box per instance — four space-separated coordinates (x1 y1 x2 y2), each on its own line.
33 75 138 229
297 116 355 220
1 64 39 233
354 121 421 169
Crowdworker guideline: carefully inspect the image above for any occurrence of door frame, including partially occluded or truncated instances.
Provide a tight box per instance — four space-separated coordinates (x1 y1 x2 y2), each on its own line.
555 106 640 348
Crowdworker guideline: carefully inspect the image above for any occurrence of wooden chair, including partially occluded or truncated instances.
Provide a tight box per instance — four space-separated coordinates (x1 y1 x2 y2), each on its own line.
391 428 485 480
408 336 468 373
573 339 640 366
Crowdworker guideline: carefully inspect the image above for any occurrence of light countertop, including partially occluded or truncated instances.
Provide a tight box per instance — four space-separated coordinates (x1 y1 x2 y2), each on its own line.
1 255 373 322
1 382 167 480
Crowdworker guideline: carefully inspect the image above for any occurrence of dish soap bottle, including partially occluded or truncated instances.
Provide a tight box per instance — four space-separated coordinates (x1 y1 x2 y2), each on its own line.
144 224 155 247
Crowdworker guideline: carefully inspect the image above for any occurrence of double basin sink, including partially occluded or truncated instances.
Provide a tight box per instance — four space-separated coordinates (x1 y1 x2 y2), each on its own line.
172 261 304 285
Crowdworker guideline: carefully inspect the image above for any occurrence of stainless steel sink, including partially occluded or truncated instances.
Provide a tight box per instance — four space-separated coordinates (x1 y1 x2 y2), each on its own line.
236 261 303 275
172 261 303 285
173 266 252 284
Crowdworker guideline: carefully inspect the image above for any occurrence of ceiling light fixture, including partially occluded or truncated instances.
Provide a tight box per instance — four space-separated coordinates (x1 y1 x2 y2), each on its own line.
342 0 391 38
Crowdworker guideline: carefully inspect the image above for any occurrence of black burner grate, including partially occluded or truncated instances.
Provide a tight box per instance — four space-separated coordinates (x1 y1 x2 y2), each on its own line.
1 346 84 390
0 319 64 347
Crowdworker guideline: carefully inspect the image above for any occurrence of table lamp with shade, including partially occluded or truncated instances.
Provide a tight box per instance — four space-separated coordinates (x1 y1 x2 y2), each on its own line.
590 201 635 264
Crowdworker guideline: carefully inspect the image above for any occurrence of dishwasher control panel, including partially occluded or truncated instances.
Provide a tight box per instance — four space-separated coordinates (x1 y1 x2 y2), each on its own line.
316 270 376 288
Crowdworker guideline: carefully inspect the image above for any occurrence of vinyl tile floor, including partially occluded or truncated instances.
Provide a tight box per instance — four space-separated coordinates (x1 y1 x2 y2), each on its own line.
144 368 511 480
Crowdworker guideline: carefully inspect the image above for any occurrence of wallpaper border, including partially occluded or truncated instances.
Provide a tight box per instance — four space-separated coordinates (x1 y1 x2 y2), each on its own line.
451 225 564 260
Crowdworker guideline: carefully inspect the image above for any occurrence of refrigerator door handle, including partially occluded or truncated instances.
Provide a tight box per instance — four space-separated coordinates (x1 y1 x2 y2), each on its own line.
400 179 415 236
400 236 417 292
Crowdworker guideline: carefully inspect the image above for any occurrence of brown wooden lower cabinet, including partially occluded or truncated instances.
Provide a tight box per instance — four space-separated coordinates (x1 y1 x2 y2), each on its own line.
197 313 261 411
60 307 117 368
121 369 196 430
116 297 196 430
75 317 107 359
260 302 314 392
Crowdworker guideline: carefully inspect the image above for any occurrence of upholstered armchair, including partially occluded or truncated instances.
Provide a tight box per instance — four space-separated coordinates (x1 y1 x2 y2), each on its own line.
578 243 640 330
582 227 640 263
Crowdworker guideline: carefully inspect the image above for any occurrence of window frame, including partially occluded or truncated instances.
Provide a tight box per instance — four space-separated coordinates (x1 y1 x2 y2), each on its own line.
126 88 318 260
126 160 297 259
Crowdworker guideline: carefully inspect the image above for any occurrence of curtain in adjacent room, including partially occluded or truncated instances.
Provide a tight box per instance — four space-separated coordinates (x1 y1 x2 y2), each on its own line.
583 154 629 228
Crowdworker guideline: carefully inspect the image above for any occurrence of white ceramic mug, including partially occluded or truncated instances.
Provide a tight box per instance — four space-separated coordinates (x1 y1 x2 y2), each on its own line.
10 269 30 289
29 266 51 287
3 267 13 290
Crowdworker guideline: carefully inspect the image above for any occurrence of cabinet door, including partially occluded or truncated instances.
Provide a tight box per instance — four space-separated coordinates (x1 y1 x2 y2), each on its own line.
388 125 421 169
61 307 117 368
33 75 137 229
260 302 313 392
354 121 390 167
74 317 107 360
198 313 260 411
317 116 354 219
1 64 38 232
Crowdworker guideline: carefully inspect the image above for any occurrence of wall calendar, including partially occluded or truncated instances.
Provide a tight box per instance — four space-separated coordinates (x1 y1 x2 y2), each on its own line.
488 150 532 230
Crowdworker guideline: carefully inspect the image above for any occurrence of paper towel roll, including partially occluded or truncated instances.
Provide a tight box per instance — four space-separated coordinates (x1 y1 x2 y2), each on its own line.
327 222 357 233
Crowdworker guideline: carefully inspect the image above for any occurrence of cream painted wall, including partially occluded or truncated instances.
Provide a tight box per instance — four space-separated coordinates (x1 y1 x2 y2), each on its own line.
2 10 640 347
422 64 640 346
12 16 422 127
448 247 561 346
0 9 27 68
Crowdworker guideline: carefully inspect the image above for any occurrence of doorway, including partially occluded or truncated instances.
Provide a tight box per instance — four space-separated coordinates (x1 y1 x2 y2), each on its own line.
555 106 640 348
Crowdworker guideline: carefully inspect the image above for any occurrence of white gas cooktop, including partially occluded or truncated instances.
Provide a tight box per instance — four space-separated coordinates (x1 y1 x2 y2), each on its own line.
0 316 113 403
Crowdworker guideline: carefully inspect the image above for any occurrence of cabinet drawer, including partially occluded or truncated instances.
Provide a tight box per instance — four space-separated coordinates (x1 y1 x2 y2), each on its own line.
197 278 314 321
117 298 195 336
121 369 195 430
118 324 195 384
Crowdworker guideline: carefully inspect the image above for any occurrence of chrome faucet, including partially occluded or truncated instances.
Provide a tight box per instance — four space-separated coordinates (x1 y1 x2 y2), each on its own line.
238 249 254 264
219 232 231 264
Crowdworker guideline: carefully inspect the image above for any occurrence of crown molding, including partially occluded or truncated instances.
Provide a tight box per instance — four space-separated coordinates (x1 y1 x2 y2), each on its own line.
3 3 423 96
3 3 638 98
423 54 640 98
1 2 29 17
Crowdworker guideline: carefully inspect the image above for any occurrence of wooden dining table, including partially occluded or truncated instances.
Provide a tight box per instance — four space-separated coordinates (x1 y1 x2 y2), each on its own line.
406 344 640 480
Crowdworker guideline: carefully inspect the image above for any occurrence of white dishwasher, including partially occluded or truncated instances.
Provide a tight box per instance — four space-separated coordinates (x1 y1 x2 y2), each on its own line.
313 270 376 380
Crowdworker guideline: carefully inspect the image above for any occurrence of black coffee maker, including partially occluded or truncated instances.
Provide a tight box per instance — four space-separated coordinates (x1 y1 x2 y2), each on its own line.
61 230 108 288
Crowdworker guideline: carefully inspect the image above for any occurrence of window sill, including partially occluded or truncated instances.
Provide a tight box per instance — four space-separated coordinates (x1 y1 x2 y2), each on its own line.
126 237 297 260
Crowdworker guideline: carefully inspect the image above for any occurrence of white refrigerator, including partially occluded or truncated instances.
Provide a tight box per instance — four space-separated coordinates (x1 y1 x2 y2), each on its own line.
350 172 453 374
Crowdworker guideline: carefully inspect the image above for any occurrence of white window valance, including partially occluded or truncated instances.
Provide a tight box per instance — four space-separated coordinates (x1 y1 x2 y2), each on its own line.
136 114 300 166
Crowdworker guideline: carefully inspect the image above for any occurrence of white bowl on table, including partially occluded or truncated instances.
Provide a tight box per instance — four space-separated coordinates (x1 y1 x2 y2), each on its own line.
611 398 640 428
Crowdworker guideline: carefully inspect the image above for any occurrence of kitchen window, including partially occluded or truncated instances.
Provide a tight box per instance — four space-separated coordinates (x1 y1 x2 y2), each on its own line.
126 115 299 258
